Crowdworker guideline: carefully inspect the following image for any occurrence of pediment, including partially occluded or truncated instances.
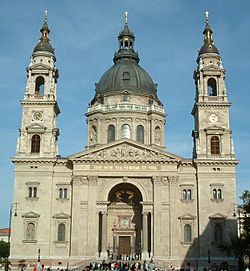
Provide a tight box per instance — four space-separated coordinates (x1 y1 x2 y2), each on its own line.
202 64 220 71
22 211 40 218
26 123 47 133
178 213 196 220
209 213 227 219
30 63 50 70
52 212 70 219
205 125 225 131
69 139 182 163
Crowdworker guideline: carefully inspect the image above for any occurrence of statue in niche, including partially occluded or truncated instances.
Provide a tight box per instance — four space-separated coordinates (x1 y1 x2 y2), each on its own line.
26 222 35 240
155 127 161 145
90 126 97 144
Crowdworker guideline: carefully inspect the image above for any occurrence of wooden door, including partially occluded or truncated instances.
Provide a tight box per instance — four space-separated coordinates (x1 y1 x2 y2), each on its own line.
119 236 131 256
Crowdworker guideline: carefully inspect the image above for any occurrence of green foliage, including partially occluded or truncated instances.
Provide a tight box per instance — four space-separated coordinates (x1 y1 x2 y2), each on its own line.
240 189 250 233
0 241 10 259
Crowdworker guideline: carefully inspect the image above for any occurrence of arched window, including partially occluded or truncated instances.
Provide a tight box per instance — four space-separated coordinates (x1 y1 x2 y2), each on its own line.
59 188 63 199
211 136 220 155
63 188 68 199
187 189 192 200
213 189 217 199
155 126 161 145
217 189 222 199
31 135 41 153
183 189 187 200
35 76 45 96
28 187 33 198
26 222 35 240
214 223 223 244
121 124 131 139
207 78 217 96
33 187 37 198
184 224 192 243
58 223 66 242
107 125 115 143
136 125 144 144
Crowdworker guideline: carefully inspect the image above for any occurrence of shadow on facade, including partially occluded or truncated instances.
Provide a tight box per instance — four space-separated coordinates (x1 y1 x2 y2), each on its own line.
179 218 237 271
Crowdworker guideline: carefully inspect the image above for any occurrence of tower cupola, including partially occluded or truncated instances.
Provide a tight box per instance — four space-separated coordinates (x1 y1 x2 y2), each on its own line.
113 11 139 63
33 11 55 55
198 11 219 56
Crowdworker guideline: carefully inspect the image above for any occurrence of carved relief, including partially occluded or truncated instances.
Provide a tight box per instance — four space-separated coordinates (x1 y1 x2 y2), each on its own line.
87 175 98 185
72 176 89 185
82 143 169 160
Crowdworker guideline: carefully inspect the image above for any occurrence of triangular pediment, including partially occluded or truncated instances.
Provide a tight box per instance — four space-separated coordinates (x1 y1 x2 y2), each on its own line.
203 64 221 71
22 211 40 218
52 212 70 219
69 139 182 163
178 213 196 220
26 123 47 134
30 63 50 70
209 213 227 219
205 125 225 132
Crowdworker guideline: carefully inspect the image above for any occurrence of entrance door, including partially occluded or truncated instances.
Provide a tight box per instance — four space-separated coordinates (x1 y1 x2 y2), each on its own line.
119 236 131 256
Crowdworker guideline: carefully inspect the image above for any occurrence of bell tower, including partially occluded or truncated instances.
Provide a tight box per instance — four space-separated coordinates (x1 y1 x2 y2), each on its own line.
192 12 235 160
16 12 60 158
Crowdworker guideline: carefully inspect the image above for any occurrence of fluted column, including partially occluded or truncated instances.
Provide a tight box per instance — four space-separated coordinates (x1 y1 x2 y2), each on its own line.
101 211 108 258
142 211 148 259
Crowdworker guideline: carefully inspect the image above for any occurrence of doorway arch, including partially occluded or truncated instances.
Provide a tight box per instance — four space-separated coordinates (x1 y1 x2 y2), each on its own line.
106 183 143 260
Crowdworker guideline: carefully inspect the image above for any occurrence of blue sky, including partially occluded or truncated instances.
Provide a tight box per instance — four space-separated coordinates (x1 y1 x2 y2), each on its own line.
0 1 249 227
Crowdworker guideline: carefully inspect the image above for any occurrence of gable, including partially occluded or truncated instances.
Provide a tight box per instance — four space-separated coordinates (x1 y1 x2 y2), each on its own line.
69 139 182 163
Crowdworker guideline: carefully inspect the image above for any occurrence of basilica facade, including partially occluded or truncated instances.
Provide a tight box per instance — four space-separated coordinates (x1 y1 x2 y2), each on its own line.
10 13 238 270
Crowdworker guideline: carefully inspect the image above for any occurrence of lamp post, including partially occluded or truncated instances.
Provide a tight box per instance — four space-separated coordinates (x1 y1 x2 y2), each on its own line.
37 249 41 270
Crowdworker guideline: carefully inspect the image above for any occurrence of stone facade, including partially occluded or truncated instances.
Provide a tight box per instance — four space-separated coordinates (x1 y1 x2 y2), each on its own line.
10 14 238 270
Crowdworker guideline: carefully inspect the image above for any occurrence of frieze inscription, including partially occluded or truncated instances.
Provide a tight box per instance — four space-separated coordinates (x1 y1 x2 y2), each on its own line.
90 164 160 171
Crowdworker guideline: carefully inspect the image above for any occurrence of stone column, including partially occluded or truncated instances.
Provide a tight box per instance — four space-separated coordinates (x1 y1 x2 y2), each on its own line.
100 211 108 259
142 211 148 259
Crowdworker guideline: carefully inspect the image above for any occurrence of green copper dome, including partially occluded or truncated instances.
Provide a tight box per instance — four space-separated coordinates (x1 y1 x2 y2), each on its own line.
96 59 157 97
94 17 158 99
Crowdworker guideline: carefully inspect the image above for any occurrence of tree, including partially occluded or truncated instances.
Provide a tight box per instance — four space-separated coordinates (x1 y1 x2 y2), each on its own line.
0 241 9 259
239 189 250 234
219 190 250 270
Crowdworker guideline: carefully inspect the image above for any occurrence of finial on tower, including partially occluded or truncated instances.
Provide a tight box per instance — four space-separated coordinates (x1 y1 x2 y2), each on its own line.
125 11 128 24
45 10 48 23
205 11 209 24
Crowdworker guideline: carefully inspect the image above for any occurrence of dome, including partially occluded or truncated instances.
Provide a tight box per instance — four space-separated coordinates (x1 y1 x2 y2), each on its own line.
198 13 220 57
33 17 55 55
94 17 158 100
199 42 219 56
33 39 54 54
95 58 157 97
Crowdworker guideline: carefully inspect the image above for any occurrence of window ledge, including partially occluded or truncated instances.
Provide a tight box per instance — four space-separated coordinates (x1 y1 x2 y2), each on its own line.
180 241 192 246
26 197 39 201
211 199 224 203
23 240 37 243
53 241 68 246
181 199 194 203
56 198 69 202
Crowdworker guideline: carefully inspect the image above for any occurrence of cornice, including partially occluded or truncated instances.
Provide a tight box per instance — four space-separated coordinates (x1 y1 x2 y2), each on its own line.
193 159 239 166
11 157 68 165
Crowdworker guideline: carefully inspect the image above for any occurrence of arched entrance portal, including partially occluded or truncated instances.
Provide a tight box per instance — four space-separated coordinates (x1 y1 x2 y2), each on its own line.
107 183 142 260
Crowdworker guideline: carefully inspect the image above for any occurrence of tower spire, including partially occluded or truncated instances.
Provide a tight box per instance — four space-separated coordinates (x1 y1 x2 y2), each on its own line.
113 12 139 63
198 11 219 56
124 11 128 25
33 10 54 55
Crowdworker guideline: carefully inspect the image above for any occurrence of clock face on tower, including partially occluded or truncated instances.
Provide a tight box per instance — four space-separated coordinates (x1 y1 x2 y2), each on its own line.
209 113 218 123
120 217 130 228
32 111 43 122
